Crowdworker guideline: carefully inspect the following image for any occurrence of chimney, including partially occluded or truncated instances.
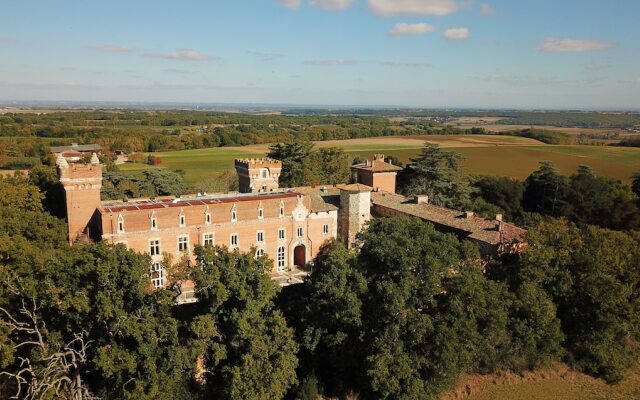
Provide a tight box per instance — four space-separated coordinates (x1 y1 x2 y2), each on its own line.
495 214 503 222
414 195 429 204
374 154 385 161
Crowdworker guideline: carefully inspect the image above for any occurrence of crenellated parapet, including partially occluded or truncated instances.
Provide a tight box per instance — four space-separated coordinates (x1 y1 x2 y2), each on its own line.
234 158 282 193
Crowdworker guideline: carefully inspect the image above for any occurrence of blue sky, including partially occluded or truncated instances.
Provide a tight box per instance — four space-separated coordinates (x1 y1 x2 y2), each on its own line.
1 0 639 109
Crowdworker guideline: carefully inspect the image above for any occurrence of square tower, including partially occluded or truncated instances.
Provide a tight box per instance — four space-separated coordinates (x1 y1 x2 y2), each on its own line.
338 184 372 249
234 158 282 193
57 153 102 244
351 154 403 194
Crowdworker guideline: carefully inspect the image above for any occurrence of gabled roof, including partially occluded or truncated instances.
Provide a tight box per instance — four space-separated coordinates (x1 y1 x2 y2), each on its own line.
50 144 102 153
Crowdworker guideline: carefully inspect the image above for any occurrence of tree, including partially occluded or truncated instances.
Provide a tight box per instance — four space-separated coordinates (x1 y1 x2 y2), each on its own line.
400 144 472 208
523 161 570 217
189 245 299 399
632 171 640 199
471 175 525 221
513 221 640 382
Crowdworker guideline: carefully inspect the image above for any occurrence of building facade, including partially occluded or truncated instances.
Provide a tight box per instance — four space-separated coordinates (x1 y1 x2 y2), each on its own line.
57 152 525 296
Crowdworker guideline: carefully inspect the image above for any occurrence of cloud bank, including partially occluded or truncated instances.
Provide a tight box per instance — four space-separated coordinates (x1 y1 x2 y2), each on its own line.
309 0 353 10
278 0 302 9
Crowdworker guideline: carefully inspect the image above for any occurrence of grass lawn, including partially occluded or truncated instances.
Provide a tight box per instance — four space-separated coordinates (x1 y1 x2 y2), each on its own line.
119 135 640 186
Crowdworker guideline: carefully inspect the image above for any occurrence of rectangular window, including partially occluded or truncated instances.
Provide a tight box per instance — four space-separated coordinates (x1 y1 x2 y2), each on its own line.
257 231 264 243
279 206 284 217
118 221 124 233
231 234 238 247
323 224 329 234
278 228 285 240
297 227 303 238
231 210 237 222
179 215 186 227
149 239 161 256
203 233 214 246
258 208 264 219
151 262 165 288
178 236 189 252
205 212 211 225
277 246 286 272
151 217 157 230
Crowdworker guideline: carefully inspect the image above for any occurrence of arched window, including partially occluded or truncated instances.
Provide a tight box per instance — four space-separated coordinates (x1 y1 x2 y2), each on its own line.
150 214 157 231
257 203 264 220
231 205 237 222
256 248 265 258
205 211 211 225
117 214 125 233
279 201 285 217
277 246 286 272
179 211 186 228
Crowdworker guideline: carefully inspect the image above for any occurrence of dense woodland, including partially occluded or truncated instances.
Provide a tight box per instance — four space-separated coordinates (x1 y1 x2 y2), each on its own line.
1 138 640 399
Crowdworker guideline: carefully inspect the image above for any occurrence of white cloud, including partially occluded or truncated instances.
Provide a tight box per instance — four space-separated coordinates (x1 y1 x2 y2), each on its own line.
388 22 437 36
444 27 470 40
368 0 463 17
309 0 353 11
144 49 219 61
382 61 433 68
480 3 497 16
304 59 358 65
536 38 614 53
278 0 301 9
91 44 137 53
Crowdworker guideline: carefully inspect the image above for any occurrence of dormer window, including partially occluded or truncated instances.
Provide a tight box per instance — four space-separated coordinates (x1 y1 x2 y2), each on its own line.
117 214 125 233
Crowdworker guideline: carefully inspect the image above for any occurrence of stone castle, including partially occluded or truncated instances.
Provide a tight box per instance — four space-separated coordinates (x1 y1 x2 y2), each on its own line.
57 152 525 299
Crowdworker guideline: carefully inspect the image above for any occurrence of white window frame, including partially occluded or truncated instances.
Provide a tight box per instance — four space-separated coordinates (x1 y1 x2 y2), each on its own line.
323 224 329 234
151 216 158 231
257 231 264 244
149 239 161 256
203 233 214 246
231 210 237 223
256 248 265 258
261 168 268 178
178 235 189 253
277 246 286 272
230 234 238 247
278 228 285 241
151 262 165 288
117 214 125 234
297 227 303 238
179 214 186 228
279 203 285 217
258 206 264 220
205 212 212 225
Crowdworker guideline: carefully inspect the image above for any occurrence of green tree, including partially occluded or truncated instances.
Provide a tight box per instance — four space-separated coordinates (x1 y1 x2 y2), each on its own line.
267 141 320 187
471 175 525 221
523 161 570 217
189 245 299 399
632 170 640 199
400 144 472 208
514 221 640 382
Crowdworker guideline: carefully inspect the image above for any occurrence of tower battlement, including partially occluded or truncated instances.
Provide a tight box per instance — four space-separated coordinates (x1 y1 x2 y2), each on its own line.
234 158 282 193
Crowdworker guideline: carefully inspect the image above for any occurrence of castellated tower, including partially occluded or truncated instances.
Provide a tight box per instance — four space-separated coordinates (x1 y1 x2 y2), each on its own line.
338 184 372 249
234 158 282 193
57 153 102 244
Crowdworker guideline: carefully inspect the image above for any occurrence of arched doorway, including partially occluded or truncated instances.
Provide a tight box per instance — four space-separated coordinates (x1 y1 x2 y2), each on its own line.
294 244 306 268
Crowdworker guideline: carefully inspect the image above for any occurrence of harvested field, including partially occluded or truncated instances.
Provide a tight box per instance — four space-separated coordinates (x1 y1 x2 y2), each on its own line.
119 135 640 186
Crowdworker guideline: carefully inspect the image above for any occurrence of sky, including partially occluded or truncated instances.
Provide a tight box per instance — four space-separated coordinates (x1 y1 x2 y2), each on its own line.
1 0 639 109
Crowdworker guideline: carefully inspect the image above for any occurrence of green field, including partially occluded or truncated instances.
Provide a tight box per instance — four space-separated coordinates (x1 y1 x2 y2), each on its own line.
119 135 640 186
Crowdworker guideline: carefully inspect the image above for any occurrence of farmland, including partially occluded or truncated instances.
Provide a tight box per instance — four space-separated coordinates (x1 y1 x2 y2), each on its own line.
119 135 640 186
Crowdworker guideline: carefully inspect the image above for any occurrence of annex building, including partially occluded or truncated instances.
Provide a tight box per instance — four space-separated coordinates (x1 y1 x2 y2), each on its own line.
57 152 525 300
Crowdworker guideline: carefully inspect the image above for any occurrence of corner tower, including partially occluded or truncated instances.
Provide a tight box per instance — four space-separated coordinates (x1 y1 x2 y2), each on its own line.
351 154 402 194
338 184 372 249
57 153 102 244
234 158 282 193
